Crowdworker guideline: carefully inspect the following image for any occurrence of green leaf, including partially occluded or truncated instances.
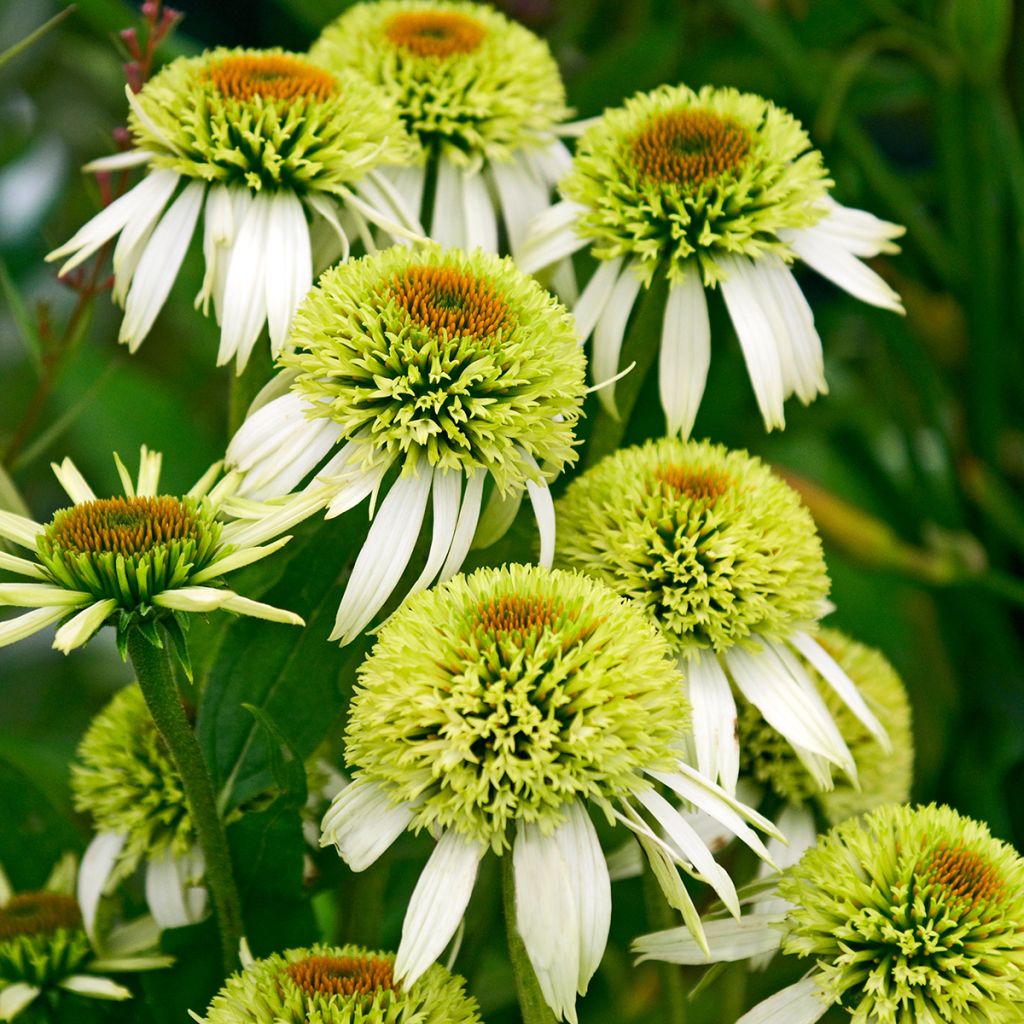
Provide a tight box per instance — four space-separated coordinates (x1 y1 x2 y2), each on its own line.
241 703 308 807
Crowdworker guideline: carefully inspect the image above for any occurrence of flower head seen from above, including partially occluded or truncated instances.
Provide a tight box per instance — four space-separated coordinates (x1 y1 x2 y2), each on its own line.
321 563 781 1022
0 854 170 1021
311 1 573 259
0 446 304 657
519 83 905 434
555 437 892 797
637 804 1024 1024
72 683 209 934
192 943 481 1024
227 244 587 645
47 48 420 371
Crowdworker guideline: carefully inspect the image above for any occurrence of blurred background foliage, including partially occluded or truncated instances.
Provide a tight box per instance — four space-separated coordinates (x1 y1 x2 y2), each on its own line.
1 0 1023 1021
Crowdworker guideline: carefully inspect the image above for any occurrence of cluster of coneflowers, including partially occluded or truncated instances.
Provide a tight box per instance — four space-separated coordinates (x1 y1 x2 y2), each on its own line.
2 1 1021 1023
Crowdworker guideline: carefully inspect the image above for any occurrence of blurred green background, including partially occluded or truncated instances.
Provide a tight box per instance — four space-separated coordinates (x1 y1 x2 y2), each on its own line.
1 0 1023 1021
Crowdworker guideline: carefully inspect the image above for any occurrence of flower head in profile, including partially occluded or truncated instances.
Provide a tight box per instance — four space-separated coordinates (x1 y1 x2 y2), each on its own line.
192 943 481 1024
72 683 209 933
520 83 905 433
321 564 779 1022
637 804 1024 1024
0 854 170 1020
0 447 304 657
227 244 587 645
311 0 572 259
555 438 891 796
47 48 419 370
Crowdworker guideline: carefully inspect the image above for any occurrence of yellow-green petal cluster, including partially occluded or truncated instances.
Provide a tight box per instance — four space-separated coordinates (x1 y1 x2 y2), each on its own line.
284 244 586 492
554 438 829 653
737 628 913 819
310 1 568 165
345 564 688 850
561 84 831 285
779 803 1024 1023
196 944 481 1024
129 47 412 192
71 684 192 878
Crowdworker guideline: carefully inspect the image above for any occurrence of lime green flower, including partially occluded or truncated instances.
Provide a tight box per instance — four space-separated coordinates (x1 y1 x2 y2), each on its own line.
0 447 305 656
555 438 890 795
227 244 587 645
0 855 170 1020
47 48 418 370
192 944 481 1024
311 0 572 257
321 563 779 1022
520 83 905 433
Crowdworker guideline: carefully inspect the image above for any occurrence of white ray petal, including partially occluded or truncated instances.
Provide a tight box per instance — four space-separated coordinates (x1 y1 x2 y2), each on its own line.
719 255 786 431
633 830 707 954
330 469 434 644
227 392 307 473
135 446 162 497
189 537 291 585
152 586 303 626
461 168 498 253
220 191 272 371
430 156 468 249
341 183 423 244
82 148 154 173
111 175 181 306
194 184 234 316
633 913 785 965
517 200 589 275
0 510 43 549
659 271 711 437
145 847 207 929
525 138 573 186
320 778 414 871
491 154 549 252
305 192 351 265
360 169 426 237
407 471 461 596
472 483 523 550
220 488 329 547
264 191 312 355
684 650 739 795
438 471 485 582
0 982 41 1018
58 975 132 1001
522 458 555 568
592 264 643 416
0 607 68 648
50 457 96 504
323 458 392 519
53 599 118 654
737 977 829 1024
514 821 581 1023
379 164 427 227
571 256 623 345
0 551 46 579
78 832 127 942
805 197 904 256
240 420 338 501
394 831 484 986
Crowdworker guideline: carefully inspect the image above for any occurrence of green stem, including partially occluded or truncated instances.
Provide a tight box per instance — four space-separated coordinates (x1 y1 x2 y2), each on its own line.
127 627 244 974
719 962 748 1022
501 855 558 1024
642 864 687 1024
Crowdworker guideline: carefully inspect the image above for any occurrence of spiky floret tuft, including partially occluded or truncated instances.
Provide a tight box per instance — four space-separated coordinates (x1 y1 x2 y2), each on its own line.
310 0 569 165
196 943 481 1023
779 803 1024 1023
554 438 829 653
738 628 913 817
561 83 831 286
127 47 412 192
344 564 688 851
283 244 586 493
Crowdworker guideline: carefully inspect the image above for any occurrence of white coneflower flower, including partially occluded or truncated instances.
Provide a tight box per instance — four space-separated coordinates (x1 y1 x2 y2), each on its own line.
226 244 587 645
0 446 305 656
519 84 905 433
310 1 573 265
321 564 781 1023
555 438 892 796
0 854 171 1020
46 48 419 371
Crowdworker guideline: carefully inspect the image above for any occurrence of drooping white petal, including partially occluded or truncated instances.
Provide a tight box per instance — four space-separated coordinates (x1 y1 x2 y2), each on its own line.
82 149 155 173
78 832 127 942
407 471 461 596
461 168 498 253
633 914 785 965
145 847 207 929
592 264 643 416
119 181 204 352
57 975 132 1001
520 451 555 568
323 458 392 520
0 607 68 649
0 584 92 608
788 631 890 750
189 537 291 585
378 164 427 229
438 471 485 582
719 255 786 431
240 420 339 501
320 778 414 871
659 271 711 437
220 190 272 371
359 169 426 238
50 456 95 504
227 392 308 473
53 598 118 654
684 650 739 795
330 469 434 645
633 830 707 954
516 200 589 275
341 183 423 245
207 592 304 626
0 510 43 549
0 982 41 1018
152 586 303 626
814 197 904 255
394 831 484 986
430 155 468 249
111 174 181 306
0 864 11 905
264 191 312 356
193 184 234 316
0 551 46 579
736 977 830 1024
513 821 581 1023
305 192 351 265
571 257 623 345
491 154 549 253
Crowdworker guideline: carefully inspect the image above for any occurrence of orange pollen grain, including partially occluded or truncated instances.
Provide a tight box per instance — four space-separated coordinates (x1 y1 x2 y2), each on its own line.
654 465 731 503
48 496 202 558
389 265 513 340
631 109 750 187
0 892 82 941
206 54 337 103
924 843 1004 908
285 955 396 998
384 11 486 58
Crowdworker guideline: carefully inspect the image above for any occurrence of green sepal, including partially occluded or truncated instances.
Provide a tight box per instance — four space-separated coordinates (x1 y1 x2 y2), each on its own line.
164 614 194 683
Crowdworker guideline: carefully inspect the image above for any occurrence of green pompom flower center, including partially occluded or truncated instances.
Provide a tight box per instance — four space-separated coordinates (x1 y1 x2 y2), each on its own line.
285 954 396 997
630 109 750 188
205 53 338 103
48 497 203 558
0 893 81 941
389 265 512 341
384 11 486 57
